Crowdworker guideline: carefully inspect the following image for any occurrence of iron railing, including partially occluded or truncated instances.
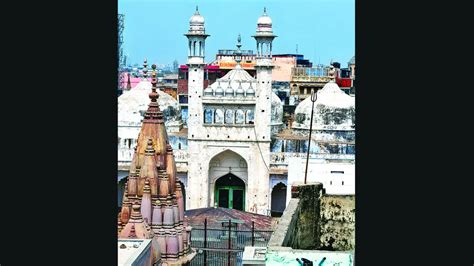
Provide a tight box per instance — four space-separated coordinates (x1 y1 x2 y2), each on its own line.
189 219 273 266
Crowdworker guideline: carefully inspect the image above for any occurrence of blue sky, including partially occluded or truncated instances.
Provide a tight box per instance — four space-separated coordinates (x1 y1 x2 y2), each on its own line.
118 0 354 67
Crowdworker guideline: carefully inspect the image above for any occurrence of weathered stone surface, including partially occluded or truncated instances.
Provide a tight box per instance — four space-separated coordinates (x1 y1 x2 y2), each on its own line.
268 183 355 252
319 195 355 251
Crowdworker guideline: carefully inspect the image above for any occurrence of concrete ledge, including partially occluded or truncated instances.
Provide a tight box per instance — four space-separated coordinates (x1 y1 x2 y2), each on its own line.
268 198 300 248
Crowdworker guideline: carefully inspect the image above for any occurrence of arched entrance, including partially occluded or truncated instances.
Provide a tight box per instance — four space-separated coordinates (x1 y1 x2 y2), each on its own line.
271 182 287 217
209 149 248 211
214 173 246 211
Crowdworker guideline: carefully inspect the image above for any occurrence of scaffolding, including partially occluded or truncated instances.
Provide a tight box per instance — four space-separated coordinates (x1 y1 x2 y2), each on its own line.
118 13 125 95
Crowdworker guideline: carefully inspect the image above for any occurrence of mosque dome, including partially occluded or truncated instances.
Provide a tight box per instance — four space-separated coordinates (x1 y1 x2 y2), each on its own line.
225 82 234 97
256 8 273 33
189 7 204 24
118 80 180 128
235 82 245 97
204 86 214 96
246 82 255 97
293 81 355 130
208 60 257 97
214 82 224 97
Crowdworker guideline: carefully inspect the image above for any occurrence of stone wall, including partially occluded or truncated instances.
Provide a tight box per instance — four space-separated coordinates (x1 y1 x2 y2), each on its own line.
319 195 355 251
268 183 355 252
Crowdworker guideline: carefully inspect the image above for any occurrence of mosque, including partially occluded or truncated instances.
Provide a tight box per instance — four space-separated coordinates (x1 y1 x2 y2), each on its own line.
118 7 355 217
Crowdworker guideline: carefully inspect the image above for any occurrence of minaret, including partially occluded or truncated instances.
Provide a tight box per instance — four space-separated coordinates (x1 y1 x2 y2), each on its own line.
185 6 209 138
253 7 277 142
252 7 276 214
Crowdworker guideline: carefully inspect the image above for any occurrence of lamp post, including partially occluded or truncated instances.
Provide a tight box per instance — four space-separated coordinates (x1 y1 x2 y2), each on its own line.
304 89 317 184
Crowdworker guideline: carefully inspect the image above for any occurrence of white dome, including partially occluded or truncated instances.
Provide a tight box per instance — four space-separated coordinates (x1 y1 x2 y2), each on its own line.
235 82 245 96
246 83 255 96
256 8 273 33
208 67 257 98
190 7 204 24
293 82 355 130
225 82 234 97
190 13 204 24
214 82 224 96
204 86 213 96
118 81 180 126
257 15 272 25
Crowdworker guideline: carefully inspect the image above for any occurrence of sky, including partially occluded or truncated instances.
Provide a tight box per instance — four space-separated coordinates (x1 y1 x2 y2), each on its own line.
118 0 354 67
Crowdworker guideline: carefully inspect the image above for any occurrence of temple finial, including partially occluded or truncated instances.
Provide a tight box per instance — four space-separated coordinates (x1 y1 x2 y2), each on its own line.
235 34 242 66
142 58 148 79
149 64 159 103
263 7 267 14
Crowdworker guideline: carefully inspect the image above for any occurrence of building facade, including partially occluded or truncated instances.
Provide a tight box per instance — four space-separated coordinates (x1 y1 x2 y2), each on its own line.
185 8 277 215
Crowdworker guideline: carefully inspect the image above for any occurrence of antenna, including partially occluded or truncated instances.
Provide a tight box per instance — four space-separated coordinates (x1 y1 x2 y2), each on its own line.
296 44 298 54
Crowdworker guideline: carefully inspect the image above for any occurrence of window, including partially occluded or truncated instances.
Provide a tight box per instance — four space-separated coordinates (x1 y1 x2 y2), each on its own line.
331 171 344 174
246 110 254 124
225 110 234 124
204 109 213 124
214 109 224 124
235 110 245 124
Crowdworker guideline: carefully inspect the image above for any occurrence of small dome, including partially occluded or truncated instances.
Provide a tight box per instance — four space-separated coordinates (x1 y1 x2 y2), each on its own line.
256 8 273 33
215 82 224 97
204 86 213 96
235 82 245 96
246 83 255 97
190 7 204 24
257 8 272 25
225 82 234 97
257 15 272 25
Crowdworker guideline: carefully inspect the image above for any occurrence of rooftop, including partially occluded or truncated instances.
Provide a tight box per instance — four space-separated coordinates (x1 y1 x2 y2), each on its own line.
118 239 152 266
185 207 274 230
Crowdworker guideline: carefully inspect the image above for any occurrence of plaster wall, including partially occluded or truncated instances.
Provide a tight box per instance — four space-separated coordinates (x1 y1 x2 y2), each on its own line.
287 157 355 204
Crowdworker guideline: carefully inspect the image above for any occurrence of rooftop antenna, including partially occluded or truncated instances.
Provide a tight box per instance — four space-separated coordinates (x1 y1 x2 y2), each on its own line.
296 44 298 54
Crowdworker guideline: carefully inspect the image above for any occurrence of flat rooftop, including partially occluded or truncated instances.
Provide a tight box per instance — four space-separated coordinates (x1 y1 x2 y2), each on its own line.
118 239 151 266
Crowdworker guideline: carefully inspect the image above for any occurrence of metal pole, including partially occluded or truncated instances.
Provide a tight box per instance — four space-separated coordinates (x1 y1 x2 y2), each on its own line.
228 219 231 266
304 90 317 184
251 221 255 246
204 218 208 266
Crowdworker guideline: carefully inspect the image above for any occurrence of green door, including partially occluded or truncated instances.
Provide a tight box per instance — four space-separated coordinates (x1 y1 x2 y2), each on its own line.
215 186 245 211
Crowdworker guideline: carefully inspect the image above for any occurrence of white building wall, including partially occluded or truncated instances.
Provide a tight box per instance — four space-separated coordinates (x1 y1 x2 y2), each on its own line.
186 141 271 215
287 157 355 205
